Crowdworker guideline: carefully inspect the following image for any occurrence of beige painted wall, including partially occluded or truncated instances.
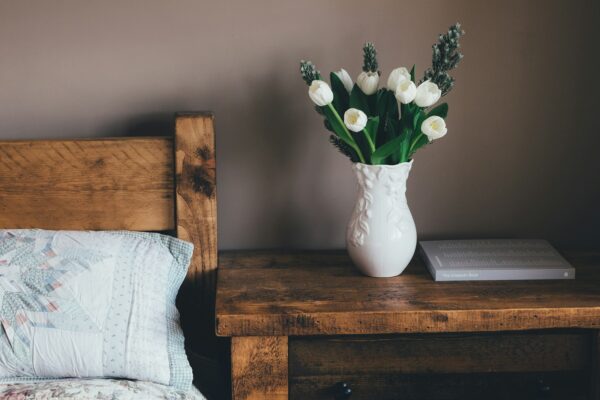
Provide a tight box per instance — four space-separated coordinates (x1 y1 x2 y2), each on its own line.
0 0 598 249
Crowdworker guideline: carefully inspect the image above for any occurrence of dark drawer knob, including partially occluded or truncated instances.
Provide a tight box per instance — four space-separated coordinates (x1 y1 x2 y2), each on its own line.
334 381 352 399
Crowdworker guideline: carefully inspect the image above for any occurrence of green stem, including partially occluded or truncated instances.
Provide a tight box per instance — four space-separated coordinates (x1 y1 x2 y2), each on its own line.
327 104 367 164
408 132 424 155
399 130 411 163
400 141 410 162
362 128 376 154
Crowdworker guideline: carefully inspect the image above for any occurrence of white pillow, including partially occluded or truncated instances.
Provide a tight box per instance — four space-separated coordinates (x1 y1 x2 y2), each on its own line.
0 230 194 390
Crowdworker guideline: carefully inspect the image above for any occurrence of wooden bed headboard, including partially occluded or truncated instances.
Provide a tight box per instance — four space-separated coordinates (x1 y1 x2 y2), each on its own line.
0 112 219 392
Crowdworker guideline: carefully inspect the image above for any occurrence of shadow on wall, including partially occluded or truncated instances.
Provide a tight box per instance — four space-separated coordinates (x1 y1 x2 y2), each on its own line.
212 63 348 248
98 91 189 138
90 61 344 248
102 112 175 138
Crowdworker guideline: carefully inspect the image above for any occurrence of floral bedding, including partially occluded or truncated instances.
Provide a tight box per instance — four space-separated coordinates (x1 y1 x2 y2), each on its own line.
0 378 206 400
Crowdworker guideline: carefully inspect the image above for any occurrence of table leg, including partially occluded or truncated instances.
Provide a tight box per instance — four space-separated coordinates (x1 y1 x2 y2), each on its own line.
231 336 288 400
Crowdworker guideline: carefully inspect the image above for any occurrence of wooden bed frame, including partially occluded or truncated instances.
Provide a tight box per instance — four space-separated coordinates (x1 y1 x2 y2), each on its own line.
0 112 221 397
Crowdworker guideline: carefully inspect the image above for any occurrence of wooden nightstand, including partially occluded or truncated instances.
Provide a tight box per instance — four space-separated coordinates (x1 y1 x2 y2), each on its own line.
216 250 600 400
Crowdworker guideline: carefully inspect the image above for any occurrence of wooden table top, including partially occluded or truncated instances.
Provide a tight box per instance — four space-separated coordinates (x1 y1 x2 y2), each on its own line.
215 250 600 337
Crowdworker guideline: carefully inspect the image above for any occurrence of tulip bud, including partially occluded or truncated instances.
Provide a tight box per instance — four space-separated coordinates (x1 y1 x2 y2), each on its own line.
421 116 447 141
356 71 379 95
308 80 334 106
387 67 411 91
334 68 354 93
394 79 417 104
414 80 442 108
344 108 368 132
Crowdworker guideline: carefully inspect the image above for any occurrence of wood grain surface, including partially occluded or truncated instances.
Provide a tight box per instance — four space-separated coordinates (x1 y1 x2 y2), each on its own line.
231 336 288 400
173 112 229 400
0 137 174 231
289 371 588 400
175 113 217 311
289 331 591 376
216 250 600 336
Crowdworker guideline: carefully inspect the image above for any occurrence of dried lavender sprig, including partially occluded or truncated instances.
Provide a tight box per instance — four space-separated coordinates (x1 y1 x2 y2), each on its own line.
329 135 359 162
422 23 465 96
362 42 379 74
300 60 321 86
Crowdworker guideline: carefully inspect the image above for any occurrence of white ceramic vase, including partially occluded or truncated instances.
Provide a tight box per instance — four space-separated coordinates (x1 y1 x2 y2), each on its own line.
346 161 417 277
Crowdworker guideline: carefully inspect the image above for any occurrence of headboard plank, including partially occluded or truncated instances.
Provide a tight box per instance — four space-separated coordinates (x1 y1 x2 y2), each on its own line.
174 113 218 349
0 137 175 231
0 115 221 394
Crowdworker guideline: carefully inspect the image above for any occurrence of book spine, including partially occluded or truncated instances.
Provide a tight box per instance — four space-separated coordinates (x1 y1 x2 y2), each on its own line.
420 247 437 281
434 268 576 282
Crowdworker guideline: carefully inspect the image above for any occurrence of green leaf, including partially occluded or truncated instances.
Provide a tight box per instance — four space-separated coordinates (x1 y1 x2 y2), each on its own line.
412 109 422 131
349 85 370 114
377 89 395 108
400 102 409 124
367 91 379 115
410 65 416 82
427 103 449 118
407 104 443 158
321 105 352 146
330 72 349 115
409 133 430 157
399 127 413 163
371 135 403 165
365 116 379 143
376 90 395 117
375 91 396 140
384 116 399 138
412 109 430 140
376 90 385 106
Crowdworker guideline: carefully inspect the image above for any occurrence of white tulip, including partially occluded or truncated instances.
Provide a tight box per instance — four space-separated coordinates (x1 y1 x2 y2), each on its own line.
344 108 368 133
334 68 353 93
414 80 442 108
421 116 447 141
387 67 411 91
356 71 379 95
308 80 334 106
394 79 417 104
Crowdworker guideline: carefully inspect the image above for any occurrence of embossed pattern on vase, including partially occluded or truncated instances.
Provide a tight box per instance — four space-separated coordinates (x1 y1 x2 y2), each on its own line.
346 161 417 277
347 163 374 247
384 165 410 240
348 163 411 246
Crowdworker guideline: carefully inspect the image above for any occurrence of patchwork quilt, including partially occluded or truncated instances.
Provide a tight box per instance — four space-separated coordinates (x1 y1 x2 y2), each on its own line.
0 230 194 390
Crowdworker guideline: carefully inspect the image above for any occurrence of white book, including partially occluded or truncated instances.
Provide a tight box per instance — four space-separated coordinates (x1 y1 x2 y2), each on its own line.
419 239 575 282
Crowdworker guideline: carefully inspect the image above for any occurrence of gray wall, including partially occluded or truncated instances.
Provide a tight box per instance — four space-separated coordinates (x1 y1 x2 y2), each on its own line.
1 0 598 250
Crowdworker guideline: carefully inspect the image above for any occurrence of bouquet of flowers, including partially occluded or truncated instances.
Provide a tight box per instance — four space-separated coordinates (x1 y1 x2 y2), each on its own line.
299 23 465 165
